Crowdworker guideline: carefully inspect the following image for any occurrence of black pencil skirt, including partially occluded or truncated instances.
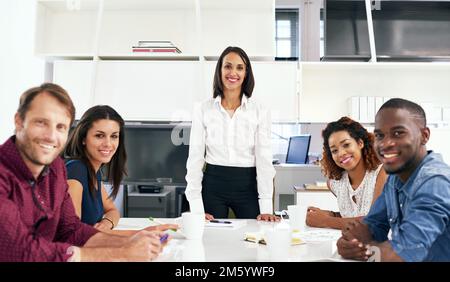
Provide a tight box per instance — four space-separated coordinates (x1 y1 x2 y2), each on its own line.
201 163 260 219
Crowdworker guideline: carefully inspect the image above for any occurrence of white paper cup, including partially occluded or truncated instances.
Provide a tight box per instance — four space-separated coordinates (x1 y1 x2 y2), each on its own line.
180 212 205 240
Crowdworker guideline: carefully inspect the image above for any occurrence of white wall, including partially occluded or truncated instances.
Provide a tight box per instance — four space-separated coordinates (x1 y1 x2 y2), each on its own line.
0 0 45 142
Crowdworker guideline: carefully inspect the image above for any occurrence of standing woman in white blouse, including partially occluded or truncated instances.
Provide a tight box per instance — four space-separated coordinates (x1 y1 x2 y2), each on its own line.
306 117 387 230
185 46 279 221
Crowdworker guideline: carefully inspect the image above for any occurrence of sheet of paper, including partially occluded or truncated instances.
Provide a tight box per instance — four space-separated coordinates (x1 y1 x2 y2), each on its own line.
299 229 341 242
205 219 247 230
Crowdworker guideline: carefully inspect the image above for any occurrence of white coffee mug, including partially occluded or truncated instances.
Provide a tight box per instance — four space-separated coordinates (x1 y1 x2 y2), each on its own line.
180 212 205 240
287 205 308 232
264 227 291 262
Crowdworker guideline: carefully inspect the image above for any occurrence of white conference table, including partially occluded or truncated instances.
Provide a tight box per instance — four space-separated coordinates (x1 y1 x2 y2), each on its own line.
116 218 349 262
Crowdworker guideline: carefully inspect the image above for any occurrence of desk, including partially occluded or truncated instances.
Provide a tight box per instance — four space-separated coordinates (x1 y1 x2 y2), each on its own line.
116 218 348 262
295 189 339 211
274 164 326 211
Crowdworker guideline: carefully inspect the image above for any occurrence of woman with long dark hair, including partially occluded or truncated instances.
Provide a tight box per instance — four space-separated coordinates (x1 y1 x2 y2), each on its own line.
65 105 177 234
185 46 279 221
64 105 127 230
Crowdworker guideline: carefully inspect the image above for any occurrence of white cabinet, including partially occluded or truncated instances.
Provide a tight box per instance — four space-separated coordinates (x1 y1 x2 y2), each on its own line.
299 62 450 123
37 0 280 121
428 127 450 165
200 0 274 58
40 1 450 125
295 191 338 211
252 62 298 121
98 0 198 57
274 164 327 211
35 0 275 58
53 60 94 119
202 61 299 121
94 61 201 121
202 61 217 101
52 58 299 122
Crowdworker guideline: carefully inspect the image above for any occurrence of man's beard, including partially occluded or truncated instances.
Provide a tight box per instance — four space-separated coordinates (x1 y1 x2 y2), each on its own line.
17 136 60 166
384 155 416 175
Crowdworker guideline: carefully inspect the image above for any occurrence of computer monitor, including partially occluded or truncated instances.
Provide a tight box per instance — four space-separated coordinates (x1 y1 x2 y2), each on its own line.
285 135 311 164
123 123 190 184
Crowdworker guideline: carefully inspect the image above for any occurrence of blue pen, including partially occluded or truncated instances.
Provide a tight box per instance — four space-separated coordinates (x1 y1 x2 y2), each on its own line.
160 233 169 243
210 220 232 224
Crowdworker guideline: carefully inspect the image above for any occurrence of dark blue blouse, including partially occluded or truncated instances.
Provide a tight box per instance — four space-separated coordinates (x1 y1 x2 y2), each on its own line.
66 160 104 226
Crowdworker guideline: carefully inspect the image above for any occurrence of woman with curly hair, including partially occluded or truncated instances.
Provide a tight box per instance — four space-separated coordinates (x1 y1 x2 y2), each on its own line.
306 117 387 230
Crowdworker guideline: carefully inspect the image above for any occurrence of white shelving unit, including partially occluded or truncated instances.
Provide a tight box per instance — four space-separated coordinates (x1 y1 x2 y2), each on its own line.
35 0 101 57
37 0 285 121
98 0 198 57
97 54 200 61
94 60 202 121
53 60 94 119
37 0 450 124
199 0 275 58
36 0 275 59
202 60 299 122
299 62 450 123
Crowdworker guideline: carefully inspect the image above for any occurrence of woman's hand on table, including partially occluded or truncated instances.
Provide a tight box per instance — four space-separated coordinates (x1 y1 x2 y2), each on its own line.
257 214 280 222
205 213 215 220
306 207 334 228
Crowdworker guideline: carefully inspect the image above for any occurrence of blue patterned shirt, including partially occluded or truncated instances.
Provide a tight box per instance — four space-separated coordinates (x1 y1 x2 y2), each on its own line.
364 151 450 262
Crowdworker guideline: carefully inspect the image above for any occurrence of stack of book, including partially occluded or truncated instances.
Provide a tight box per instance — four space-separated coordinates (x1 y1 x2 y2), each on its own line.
132 40 181 53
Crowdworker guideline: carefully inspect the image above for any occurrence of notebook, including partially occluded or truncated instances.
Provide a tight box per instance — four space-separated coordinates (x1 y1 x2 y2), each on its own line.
205 219 247 230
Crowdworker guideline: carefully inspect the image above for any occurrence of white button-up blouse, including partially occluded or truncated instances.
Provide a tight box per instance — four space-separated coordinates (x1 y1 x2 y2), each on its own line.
185 95 276 215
